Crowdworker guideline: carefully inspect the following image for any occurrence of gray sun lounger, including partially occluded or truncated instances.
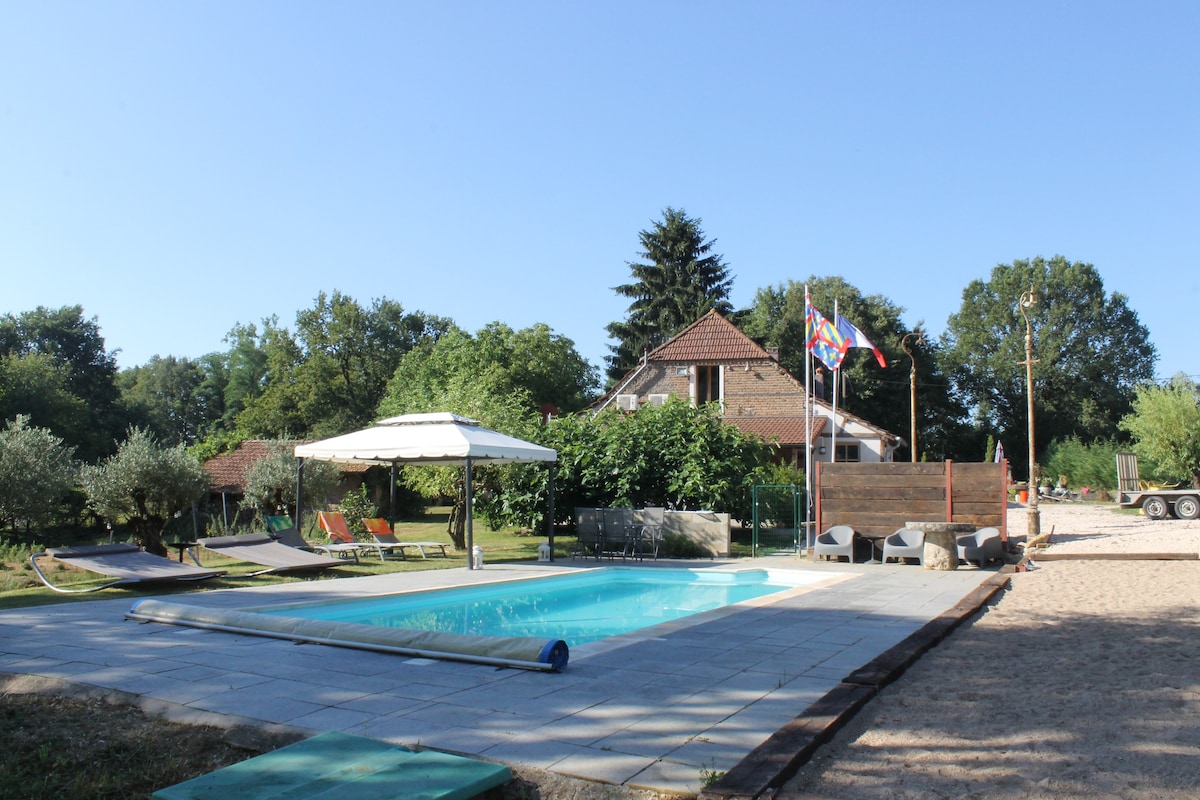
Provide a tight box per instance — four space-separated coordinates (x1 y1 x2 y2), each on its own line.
30 543 225 593
268 526 365 561
196 533 350 575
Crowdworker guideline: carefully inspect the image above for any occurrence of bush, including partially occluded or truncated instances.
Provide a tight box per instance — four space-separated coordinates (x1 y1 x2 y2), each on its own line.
660 532 712 559
336 485 378 534
1043 437 1122 493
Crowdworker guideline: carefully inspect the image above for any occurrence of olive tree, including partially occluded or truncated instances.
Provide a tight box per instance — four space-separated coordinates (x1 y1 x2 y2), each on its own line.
0 415 79 536
243 439 343 525
79 428 208 555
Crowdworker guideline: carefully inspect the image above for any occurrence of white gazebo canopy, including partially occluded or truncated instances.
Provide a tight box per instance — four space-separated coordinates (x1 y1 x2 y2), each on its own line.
293 413 557 567
294 412 558 465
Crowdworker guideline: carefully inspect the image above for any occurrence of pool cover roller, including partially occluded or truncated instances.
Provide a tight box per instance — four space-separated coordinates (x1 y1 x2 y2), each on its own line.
127 598 569 671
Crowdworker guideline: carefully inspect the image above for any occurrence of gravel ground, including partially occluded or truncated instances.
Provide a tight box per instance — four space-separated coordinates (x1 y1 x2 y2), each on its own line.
775 501 1200 800
523 501 1200 800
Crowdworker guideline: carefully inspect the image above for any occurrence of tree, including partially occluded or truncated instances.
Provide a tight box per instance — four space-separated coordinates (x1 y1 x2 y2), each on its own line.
0 415 79 536
740 277 967 460
1119 377 1200 488
0 305 122 460
118 355 222 447
79 428 209 556
380 361 549 549
243 440 343 523
606 208 733 382
235 293 451 439
382 323 599 417
0 352 89 448
220 322 269 428
543 400 775 522
940 256 1156 476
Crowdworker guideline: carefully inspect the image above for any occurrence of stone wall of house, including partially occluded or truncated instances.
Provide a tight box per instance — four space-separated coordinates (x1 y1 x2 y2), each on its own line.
619 360 805 417
720 362 805 418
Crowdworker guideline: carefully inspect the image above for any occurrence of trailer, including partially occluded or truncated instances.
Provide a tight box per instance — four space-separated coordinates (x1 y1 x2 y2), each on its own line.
1115 452 1200 520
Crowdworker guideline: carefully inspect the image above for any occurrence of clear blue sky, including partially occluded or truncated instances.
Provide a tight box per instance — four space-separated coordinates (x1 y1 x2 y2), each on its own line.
3 2 1197 382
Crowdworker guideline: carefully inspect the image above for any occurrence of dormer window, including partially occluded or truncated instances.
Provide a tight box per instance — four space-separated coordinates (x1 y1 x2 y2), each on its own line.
695 365 721 404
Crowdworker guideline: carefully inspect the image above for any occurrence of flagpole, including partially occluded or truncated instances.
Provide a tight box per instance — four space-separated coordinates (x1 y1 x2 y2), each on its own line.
831 299 839 464
804 286 815 553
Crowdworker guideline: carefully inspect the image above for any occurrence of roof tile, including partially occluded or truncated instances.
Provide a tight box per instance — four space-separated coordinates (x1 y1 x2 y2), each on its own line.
648 310 768 363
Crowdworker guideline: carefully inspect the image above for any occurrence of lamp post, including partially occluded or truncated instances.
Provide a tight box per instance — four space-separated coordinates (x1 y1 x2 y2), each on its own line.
1018 285 1040 539
901 332 924 463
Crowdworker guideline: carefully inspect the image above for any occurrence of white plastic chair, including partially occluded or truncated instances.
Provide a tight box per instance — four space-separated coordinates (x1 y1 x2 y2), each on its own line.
881 527 925 565
813 525 857 563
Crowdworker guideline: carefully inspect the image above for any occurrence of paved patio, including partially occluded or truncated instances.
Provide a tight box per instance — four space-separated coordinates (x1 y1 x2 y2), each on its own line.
0 557 1000 795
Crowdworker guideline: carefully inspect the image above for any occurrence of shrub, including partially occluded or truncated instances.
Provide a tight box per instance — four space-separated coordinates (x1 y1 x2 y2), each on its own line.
660 532 711 559
1043 437 1122 493
336 484 378 534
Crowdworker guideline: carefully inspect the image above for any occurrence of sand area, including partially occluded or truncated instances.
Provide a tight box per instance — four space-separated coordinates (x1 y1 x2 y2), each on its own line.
774 501 1200 799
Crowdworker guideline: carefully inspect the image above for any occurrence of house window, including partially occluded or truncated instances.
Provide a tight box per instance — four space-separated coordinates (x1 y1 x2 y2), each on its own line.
647 393 669 408
616 394 638 411
695 365 721 405
835 443 860 463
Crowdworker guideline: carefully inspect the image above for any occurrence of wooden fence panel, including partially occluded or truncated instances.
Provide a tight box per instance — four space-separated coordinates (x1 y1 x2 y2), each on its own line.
816 460 1007 540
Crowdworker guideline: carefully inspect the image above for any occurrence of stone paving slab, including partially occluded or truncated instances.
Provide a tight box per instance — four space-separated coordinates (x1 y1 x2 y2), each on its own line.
0 557 1002 796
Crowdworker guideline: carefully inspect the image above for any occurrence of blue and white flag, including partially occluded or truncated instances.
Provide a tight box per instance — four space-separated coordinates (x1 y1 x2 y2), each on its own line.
835 314 887 368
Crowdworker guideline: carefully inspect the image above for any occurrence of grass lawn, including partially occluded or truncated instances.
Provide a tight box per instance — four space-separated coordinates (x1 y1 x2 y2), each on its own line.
0 509 564 610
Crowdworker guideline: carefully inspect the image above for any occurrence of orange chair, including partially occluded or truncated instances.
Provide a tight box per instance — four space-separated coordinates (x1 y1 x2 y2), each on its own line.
312 511 372 560
318 511 407 561
362 517 450 559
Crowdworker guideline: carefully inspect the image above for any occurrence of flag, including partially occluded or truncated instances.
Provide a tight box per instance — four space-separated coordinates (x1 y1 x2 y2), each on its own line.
835 314 887 368
805 296 846 370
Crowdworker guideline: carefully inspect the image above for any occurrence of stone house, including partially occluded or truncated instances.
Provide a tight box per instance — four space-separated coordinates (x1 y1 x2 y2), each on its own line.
594 310 900 465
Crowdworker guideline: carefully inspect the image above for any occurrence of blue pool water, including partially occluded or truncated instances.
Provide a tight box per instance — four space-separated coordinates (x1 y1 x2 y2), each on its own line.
257 568 824 646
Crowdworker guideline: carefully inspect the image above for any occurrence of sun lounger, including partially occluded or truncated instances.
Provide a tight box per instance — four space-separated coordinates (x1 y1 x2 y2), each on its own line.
264 515 295 533
362 517 450 559
314 511 398 561
196 533 349 575
264 515 342 554
30 543 225 593
267 526 317 551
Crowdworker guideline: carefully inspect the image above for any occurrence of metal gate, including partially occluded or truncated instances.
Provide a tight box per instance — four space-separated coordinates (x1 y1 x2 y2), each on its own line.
750 484 805 557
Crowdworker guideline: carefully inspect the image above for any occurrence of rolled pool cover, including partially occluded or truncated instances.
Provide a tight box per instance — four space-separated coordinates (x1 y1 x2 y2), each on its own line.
127 598 569 672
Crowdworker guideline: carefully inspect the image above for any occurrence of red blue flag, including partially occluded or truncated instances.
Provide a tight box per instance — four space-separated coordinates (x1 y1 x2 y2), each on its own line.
805 297 846 370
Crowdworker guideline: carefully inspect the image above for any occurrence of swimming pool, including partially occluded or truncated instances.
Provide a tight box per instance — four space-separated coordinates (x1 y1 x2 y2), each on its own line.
255 567 825 646
128 567 829 672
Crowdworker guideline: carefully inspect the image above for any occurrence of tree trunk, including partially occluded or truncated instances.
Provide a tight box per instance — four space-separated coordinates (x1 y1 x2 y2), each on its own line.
130 515 167 556
447 494 467 551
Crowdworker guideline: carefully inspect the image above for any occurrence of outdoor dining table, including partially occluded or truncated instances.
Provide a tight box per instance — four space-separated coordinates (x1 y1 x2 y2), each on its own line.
904 521 976 571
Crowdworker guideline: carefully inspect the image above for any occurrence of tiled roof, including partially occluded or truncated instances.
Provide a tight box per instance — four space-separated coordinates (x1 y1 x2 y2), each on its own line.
648 310 768 363
204 439 367 493
728 416 827 447
205 440 274 492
